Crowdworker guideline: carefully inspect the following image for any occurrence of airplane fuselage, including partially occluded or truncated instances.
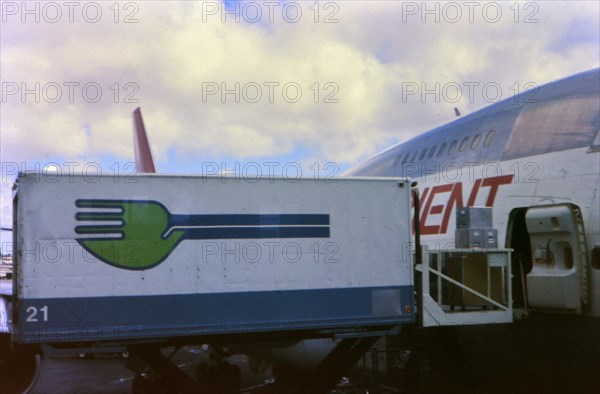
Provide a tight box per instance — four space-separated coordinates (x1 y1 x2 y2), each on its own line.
346 68 600 317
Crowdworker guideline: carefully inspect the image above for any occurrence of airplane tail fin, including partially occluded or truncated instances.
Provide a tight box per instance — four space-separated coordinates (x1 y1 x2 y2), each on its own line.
132 107 157 173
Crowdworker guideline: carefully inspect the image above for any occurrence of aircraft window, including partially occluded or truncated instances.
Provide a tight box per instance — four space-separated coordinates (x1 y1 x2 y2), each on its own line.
448 140 457 154
428 145 437 158
437 142 447 157
418 149 428 161
484 130 495 147
471 133 482 150
459 136 470 152
408 150 418 163
391 154 403 168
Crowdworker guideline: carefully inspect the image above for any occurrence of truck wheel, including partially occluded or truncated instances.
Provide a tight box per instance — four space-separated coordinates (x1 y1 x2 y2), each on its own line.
0 335 40 394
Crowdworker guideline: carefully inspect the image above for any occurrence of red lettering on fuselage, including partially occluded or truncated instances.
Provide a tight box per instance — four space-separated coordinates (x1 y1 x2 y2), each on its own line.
420 184 453 235
414 174 513 235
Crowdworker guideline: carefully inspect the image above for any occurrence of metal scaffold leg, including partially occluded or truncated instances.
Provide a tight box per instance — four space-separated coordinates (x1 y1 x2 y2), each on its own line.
129 345 199 394
288 336 380 394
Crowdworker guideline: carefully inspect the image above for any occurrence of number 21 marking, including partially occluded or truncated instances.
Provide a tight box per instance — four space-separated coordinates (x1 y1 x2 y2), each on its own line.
26 306 48 322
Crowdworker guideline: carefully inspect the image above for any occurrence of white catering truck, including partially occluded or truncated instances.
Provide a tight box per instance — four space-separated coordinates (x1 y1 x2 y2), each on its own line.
3 171 513 393
3 172 416 393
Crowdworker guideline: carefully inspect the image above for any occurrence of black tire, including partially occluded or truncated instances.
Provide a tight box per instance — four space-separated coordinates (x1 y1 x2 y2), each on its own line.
0 335 40 394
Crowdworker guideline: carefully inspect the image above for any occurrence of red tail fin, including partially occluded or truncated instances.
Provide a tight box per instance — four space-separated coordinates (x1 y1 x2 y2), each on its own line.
132 107 157 173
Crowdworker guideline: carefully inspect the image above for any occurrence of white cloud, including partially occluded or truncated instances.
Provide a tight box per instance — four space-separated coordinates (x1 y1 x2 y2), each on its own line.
1 0 598 179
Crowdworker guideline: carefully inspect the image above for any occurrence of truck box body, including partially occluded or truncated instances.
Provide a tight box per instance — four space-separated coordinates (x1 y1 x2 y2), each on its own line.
13 172 413 343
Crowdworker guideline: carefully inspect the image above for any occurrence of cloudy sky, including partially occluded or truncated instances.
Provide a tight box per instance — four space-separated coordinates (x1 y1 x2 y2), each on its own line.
1 0 599 249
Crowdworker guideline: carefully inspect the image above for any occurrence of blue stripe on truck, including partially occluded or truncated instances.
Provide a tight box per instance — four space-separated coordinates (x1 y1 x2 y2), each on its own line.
169 213 330 226
15 286 413 343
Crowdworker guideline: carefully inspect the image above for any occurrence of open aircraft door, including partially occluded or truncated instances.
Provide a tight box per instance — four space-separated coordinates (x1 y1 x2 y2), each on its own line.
525 204 588 313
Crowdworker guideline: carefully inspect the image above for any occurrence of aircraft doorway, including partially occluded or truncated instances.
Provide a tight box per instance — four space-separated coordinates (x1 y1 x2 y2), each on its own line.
507 204 588 314
506 208 532 309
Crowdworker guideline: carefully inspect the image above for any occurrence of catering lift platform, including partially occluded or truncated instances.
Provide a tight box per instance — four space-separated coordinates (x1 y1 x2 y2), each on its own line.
417 247 513 327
